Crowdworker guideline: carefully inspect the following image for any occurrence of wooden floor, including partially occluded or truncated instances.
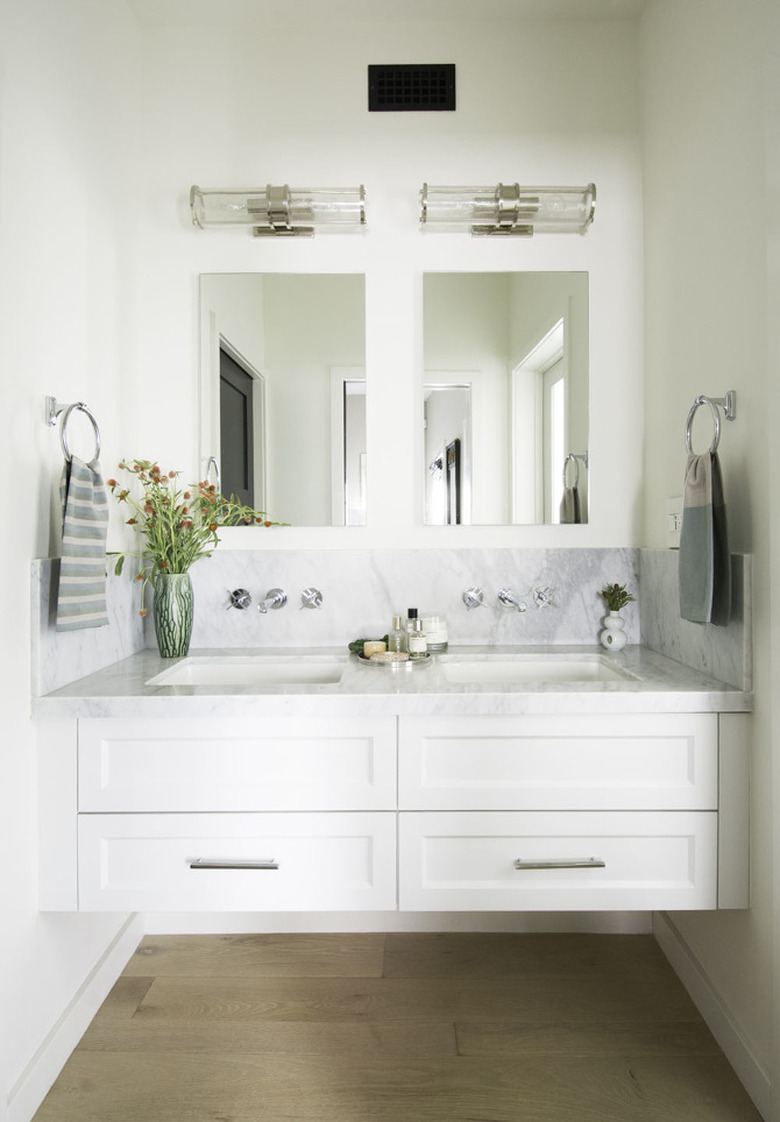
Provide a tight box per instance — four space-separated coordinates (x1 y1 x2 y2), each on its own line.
33 933 762 1121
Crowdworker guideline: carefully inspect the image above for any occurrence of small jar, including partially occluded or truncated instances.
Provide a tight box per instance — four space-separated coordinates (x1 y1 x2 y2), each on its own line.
422 614 448 652
408 618 428 660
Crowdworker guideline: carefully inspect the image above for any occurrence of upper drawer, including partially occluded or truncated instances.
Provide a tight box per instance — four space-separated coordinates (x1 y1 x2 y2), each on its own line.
78 716 397 812
398 713 718 810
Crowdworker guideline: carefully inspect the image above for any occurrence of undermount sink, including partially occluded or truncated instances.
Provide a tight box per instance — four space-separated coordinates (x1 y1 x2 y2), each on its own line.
147 655 347 687
438 654 635 684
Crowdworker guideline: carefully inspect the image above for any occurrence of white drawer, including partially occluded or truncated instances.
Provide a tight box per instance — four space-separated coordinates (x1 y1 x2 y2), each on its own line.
399 714 718 810
78 717 397 812
77 812 397 912
399 811 717 911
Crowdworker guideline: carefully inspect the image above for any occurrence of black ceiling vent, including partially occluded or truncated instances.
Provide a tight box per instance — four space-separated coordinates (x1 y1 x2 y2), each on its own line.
368 64 456 112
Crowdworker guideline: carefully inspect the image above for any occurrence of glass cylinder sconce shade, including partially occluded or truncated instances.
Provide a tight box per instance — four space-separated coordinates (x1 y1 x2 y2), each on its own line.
420 183 596 236
190 184 366 236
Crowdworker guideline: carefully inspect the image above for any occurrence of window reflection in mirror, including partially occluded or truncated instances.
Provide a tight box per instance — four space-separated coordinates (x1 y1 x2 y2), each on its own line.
200 273 366 527
423 272 589 526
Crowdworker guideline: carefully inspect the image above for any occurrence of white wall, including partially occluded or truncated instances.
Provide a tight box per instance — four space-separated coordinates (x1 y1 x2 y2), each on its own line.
640 1 775 1114
130 7 644 550
0 2 142 1118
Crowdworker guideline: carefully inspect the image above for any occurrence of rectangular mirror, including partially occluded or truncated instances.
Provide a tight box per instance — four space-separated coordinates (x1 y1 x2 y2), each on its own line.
423 272 589 525
200 273 366 526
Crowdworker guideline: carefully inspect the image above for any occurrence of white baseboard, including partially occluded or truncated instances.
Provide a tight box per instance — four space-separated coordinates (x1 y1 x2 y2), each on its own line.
653 912 772 1121
7 914 144 1122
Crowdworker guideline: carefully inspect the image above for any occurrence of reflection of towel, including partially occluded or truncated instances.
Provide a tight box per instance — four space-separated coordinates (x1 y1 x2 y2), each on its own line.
559 486 581 524
56 455 109 631
679 452 731 625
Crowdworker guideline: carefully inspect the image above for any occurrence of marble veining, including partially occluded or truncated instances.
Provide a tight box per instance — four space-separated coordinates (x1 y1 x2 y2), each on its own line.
31 559 145 697
183 547 641 651
639 549 751 690
33 643 751 720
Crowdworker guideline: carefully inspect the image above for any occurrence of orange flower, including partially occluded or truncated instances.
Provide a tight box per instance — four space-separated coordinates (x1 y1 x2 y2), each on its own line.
139 609 148 617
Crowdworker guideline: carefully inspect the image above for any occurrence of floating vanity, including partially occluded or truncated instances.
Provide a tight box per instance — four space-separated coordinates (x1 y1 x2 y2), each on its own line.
35 645 751 916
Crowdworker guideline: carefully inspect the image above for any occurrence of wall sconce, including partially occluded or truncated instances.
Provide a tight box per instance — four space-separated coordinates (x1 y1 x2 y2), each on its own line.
420 182 596 236
189 184 366 237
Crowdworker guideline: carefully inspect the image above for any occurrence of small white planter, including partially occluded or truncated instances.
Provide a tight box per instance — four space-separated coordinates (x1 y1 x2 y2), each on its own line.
599 611 627 650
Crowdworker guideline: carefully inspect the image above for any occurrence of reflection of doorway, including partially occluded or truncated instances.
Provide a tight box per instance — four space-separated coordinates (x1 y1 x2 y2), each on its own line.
330 367 366 526
511 320 564 523
219 343 266 509
424 383 471 525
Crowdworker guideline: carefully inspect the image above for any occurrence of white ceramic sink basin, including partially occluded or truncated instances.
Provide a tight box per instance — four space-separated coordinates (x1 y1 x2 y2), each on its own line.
147 656 347 687
439 655 634 684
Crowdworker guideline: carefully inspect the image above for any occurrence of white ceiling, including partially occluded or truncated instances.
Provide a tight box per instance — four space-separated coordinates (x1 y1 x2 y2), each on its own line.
127 0 648 27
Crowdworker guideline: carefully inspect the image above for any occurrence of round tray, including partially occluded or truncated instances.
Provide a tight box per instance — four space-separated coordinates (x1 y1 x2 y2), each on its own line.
355 652 431 670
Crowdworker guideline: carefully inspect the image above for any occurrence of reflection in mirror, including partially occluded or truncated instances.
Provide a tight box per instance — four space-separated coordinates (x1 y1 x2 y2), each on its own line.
200 273 366 526
423 272 589 525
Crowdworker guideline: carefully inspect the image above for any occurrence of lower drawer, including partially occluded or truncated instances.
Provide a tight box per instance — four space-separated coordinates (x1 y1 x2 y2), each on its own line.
399 811 717 911
78 813 396 912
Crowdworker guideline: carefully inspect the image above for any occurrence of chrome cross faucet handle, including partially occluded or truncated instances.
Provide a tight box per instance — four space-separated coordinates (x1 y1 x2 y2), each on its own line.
498 588 527 613
257 588 287 614
462 587 484 610
300 587 323 610
533 586 556 609
227 588 252 610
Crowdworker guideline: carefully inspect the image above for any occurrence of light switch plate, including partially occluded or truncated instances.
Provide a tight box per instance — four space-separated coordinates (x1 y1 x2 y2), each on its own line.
666 496 683 548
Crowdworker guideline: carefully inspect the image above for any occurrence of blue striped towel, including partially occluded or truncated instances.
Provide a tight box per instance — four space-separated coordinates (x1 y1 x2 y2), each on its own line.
56 455 110 631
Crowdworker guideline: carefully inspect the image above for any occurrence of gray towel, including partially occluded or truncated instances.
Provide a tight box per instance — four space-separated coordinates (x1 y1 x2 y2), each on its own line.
56 455 110 631
679 452 731 626
559 486 581 524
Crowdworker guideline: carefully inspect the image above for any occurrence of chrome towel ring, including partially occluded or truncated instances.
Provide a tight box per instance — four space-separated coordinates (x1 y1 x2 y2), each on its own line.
685 391 736 455
45 396 102 462
562 451 589 489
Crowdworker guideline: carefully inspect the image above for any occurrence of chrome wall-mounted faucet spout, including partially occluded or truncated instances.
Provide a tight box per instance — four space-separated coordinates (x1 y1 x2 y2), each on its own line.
257 588 287 614
498 588 527 612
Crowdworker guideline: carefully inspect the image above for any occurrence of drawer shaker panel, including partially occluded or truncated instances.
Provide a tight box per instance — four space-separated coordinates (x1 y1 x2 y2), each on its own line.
399 811 717 911
399 714 718 810
78 717 397 812
78 812 397 912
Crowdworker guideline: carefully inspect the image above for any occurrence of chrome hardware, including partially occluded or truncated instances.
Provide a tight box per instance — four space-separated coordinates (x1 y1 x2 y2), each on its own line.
227 588 252 610
533 586 556 609
300 587 323 610
514 857 605 870
206 455 221 494
257 588 287 614
45 396 102 463
498 588 527 612
462 587 484 610
685 391 736 455
188 857 279 870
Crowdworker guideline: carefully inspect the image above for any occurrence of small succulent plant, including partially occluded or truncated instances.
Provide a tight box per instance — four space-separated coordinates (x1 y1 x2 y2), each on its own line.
597 582 636 613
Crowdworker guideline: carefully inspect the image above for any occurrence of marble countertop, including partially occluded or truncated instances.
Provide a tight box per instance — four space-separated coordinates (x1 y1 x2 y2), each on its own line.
33 644 753 719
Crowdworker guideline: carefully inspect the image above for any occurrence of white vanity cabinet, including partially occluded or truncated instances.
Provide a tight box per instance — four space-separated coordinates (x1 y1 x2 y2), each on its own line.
39 708 748 914
397 713 748 913
52 716 397 912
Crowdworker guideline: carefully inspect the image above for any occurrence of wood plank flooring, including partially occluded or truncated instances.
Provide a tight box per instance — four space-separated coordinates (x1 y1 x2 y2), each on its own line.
33 933 762 1121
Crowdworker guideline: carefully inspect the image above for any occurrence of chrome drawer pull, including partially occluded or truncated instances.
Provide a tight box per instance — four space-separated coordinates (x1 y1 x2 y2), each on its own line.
188 857 279 871
514 857 606 871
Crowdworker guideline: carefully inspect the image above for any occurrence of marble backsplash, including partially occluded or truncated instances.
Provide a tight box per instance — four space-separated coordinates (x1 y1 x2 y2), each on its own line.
639 549 752 691
32 548 639 694
31 546 752 695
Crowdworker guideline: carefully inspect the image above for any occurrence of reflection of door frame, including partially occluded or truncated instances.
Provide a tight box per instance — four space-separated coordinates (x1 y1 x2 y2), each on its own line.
330 366 366 526
511 318 564 524
219 335 267 511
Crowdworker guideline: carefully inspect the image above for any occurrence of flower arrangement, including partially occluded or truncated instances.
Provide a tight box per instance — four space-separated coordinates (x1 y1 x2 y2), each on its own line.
108 459 284 615
597 582 636 613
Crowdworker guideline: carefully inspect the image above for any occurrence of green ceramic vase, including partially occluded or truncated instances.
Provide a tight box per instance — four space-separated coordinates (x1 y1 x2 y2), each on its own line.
153 572 194 658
